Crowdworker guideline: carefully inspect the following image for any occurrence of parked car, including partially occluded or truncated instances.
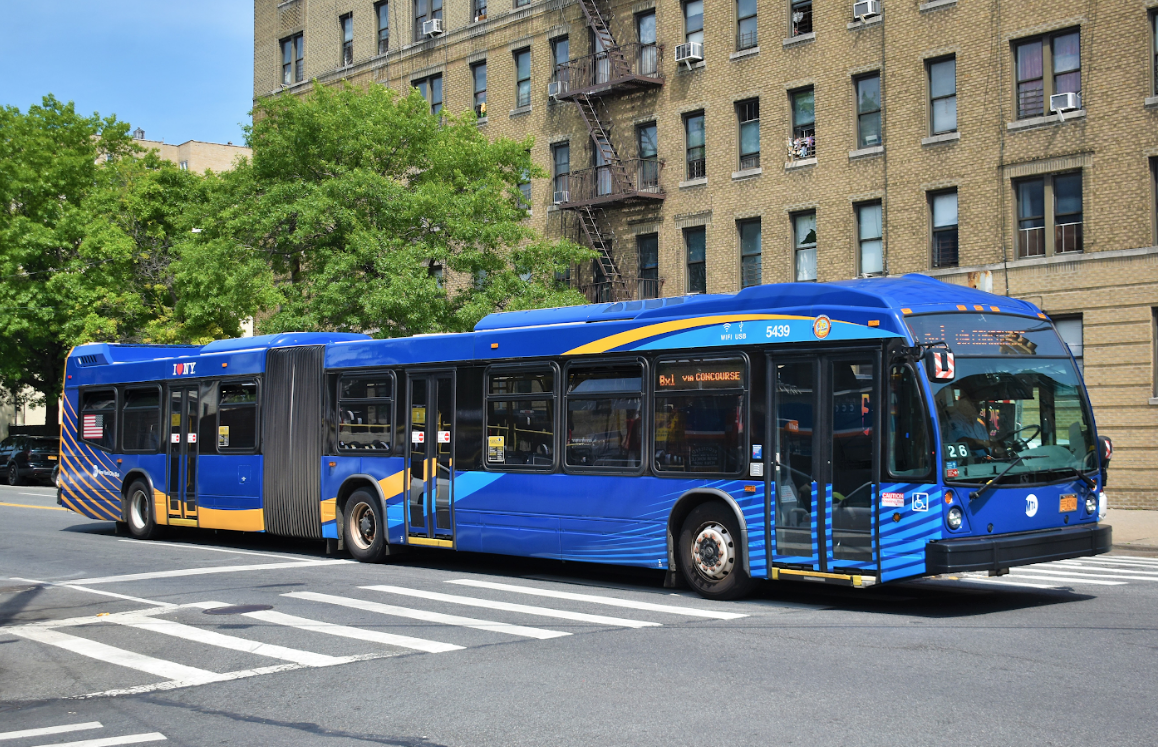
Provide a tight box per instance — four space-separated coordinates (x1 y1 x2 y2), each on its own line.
0 435 60 486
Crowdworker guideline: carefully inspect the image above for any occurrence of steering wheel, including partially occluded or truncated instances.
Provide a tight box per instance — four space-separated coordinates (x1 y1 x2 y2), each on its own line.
1002 424 1041 452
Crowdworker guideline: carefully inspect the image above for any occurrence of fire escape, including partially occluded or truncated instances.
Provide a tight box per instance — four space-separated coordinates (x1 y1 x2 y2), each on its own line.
552 0 665 302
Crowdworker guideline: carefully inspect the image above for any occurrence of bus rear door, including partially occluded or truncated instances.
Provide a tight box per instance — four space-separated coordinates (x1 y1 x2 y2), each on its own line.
166 384 200 526
406 371 455 546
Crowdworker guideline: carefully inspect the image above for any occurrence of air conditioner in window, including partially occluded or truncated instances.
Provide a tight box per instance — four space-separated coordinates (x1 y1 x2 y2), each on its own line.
547 81 566 100
553 190 570 205
422 18 444 36
853 0 880 20
674 42 703 67
1049 91 1081 120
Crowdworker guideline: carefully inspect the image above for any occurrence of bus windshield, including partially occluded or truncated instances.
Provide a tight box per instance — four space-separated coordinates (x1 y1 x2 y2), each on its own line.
930 357 1095 484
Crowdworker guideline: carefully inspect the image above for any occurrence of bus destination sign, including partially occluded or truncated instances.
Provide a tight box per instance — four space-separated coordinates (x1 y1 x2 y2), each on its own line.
656 358 746 391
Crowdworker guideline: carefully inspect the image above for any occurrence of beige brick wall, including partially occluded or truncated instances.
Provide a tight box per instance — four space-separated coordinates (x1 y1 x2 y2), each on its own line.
133 138 252 173
255 0 1158 507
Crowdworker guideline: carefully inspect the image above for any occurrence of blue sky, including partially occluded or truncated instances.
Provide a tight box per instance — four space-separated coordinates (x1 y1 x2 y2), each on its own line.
1 1 253 145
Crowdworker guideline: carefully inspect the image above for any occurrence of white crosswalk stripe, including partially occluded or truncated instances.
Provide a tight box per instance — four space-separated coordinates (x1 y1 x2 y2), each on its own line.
0 722 103 742
236 607 465 654
34 734 166 747
447 579 748 620
362 585 662 628
949 554 1158 589
0 720 166 746
286 590 570 639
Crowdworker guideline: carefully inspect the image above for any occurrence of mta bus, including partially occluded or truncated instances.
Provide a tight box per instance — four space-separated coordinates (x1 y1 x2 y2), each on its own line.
59 274 1112 599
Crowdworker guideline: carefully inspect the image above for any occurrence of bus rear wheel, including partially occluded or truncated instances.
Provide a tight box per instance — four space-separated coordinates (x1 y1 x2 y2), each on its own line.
678 502 757 600
125 480 163 540
345 489 387 563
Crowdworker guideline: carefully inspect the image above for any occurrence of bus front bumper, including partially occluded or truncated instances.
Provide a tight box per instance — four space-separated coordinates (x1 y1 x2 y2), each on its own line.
926 524 1112 574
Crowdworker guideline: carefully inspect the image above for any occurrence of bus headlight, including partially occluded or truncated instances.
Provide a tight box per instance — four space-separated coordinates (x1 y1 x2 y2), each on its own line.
1085 496 1097 515
947 506 963 530
1097 491 1108 520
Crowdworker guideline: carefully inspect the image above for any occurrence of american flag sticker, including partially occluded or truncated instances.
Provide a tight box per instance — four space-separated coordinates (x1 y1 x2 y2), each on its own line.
83 414 103 439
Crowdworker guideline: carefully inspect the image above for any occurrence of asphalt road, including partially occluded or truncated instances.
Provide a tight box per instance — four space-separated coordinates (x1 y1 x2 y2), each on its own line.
1 482 1156 746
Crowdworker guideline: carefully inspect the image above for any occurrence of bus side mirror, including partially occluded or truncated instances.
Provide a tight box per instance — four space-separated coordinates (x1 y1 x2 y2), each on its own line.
924 350 956 382
1099 435 1113 464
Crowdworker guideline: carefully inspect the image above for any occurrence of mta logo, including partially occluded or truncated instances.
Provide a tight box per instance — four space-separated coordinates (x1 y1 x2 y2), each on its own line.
173 362 197 376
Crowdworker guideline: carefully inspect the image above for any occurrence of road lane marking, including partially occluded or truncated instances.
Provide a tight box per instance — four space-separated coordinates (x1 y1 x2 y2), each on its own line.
8 626 223 683
956 577 1065 589
69 560 343 585
1073 556 1158 568
9 577 175 609
1010 568 1140 583
111 610 348 667
0 501 65 511
364 585 661 628
448 579 747 620
1052 561 1158 575
38 734 166 747
286 591 569 640
237 607 464 654
1004 572 1125 586
116 539 324 562
0 722 103 741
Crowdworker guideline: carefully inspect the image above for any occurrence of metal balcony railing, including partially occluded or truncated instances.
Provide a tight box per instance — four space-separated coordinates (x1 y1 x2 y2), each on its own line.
553 43 664 99
582 275 665 304
1018 227 1045 258
1056 221 1083 253
556 158 664 207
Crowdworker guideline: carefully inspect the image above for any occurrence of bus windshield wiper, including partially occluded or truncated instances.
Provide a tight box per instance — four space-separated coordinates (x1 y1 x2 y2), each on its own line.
969 455 1047 501
1052 465 1097 491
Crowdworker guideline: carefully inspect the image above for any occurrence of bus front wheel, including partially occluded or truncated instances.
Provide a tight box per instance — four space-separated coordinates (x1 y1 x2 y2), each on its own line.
678 503 756 600
345 489 387 563
125 480 163 540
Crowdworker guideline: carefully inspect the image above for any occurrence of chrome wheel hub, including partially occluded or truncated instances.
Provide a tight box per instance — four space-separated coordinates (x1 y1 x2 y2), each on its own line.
350 503 376 549
691 523 734 581
130 489 148 530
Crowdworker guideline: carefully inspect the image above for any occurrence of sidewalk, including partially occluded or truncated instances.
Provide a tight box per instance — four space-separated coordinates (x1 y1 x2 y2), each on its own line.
1103 509 1158 555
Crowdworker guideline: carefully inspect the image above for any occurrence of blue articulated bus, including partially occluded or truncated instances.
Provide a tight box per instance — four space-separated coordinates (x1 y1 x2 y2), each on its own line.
59 274 1112 599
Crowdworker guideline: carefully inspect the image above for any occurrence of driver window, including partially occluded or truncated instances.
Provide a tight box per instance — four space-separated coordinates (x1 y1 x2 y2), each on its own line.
338 374 393 453
888 365 931 479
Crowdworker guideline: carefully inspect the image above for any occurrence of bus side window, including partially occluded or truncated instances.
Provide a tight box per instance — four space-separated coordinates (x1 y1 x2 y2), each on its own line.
218 381 258 452
485 367 556 470
337 373 394 453
80 389 117 451
564 363 644 471
888 364 931 479
121 386 162 452
653 356 746 475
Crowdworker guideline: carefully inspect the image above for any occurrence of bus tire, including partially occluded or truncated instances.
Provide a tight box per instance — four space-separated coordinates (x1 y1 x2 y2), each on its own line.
345 489 387 563
125 480 163 540
678 502 756 600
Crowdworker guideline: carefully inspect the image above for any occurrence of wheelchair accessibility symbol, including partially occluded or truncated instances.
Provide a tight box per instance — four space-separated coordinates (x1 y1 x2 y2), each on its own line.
912 492 929 512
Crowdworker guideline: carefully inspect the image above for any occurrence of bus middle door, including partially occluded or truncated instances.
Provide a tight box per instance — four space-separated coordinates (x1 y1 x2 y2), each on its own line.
166 384 200 526
406 372 455 546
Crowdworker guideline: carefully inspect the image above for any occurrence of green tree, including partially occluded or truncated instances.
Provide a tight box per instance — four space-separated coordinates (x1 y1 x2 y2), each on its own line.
186 81 591 337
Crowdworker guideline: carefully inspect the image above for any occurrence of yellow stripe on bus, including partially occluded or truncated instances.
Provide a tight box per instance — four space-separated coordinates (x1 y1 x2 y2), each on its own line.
563 314 806 356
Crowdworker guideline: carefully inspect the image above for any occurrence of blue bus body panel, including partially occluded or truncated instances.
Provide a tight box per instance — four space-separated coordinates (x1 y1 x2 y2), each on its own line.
198 455 262 512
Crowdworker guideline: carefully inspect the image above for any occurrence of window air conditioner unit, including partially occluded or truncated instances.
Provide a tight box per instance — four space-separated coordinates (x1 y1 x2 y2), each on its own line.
674 42 703 67
1049 91 1081 117
547 81 566 100
553 190 570 205
422 18 444 36
853 0 880 20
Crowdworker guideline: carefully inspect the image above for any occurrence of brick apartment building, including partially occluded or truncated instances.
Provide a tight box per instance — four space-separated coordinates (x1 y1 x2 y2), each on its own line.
127 128 253 173
253 0 1158 508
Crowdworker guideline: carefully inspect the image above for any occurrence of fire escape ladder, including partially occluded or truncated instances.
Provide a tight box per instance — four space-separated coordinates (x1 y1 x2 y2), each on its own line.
577 205 624 292
574 94 632 194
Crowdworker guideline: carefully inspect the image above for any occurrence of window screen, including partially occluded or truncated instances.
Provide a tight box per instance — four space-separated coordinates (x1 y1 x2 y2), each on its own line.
122 387 162 452
654 357 746 474
338 374 393 452
486 369 555 468
80 390 117 450
218 381 257 451
565 364 643 470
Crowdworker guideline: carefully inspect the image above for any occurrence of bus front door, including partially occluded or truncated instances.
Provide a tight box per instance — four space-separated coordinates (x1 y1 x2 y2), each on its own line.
406 372 455 546
770 354 878 573
166 385 200 526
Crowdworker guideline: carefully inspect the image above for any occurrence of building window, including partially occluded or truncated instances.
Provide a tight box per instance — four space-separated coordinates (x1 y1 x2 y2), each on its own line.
1054 317 1084 373
1153 12 1158 94
638 12 658 75
737 0 757 50
376 2 390 53
552 142 570 199
515 0 530 8
413 74 443 116
637 122 659 190
474 0 487 21
472 62 487 117
178 161 188 171
486 369 555 469
930 190 958 268
928 57 957 135
551 36 569 82
1152 158 1158 245
857 202 883 275
790 88 815 159
1015 29 1080 119
855 74 881 149
429 262 444 288
337 374 393 452
638 233 659 299
791 0 812 36
684 0 704 46
517 172 532 211
281 33 304 85
514 48 531 108
685 226 707 293
414 0 442 41
685 112 705 180
793 212 817 282
340 14 354 66
1016 172 1083 258
737 99 760 170
739 219 761 289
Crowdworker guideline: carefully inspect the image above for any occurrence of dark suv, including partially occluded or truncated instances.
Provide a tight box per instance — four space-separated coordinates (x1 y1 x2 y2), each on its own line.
0 435 60 486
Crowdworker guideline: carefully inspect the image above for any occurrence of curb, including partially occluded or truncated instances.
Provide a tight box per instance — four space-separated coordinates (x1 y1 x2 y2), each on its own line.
1109 544 1158 558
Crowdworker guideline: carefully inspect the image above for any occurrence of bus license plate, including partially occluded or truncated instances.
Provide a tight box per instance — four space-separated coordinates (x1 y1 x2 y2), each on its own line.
1059 494 1077 512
